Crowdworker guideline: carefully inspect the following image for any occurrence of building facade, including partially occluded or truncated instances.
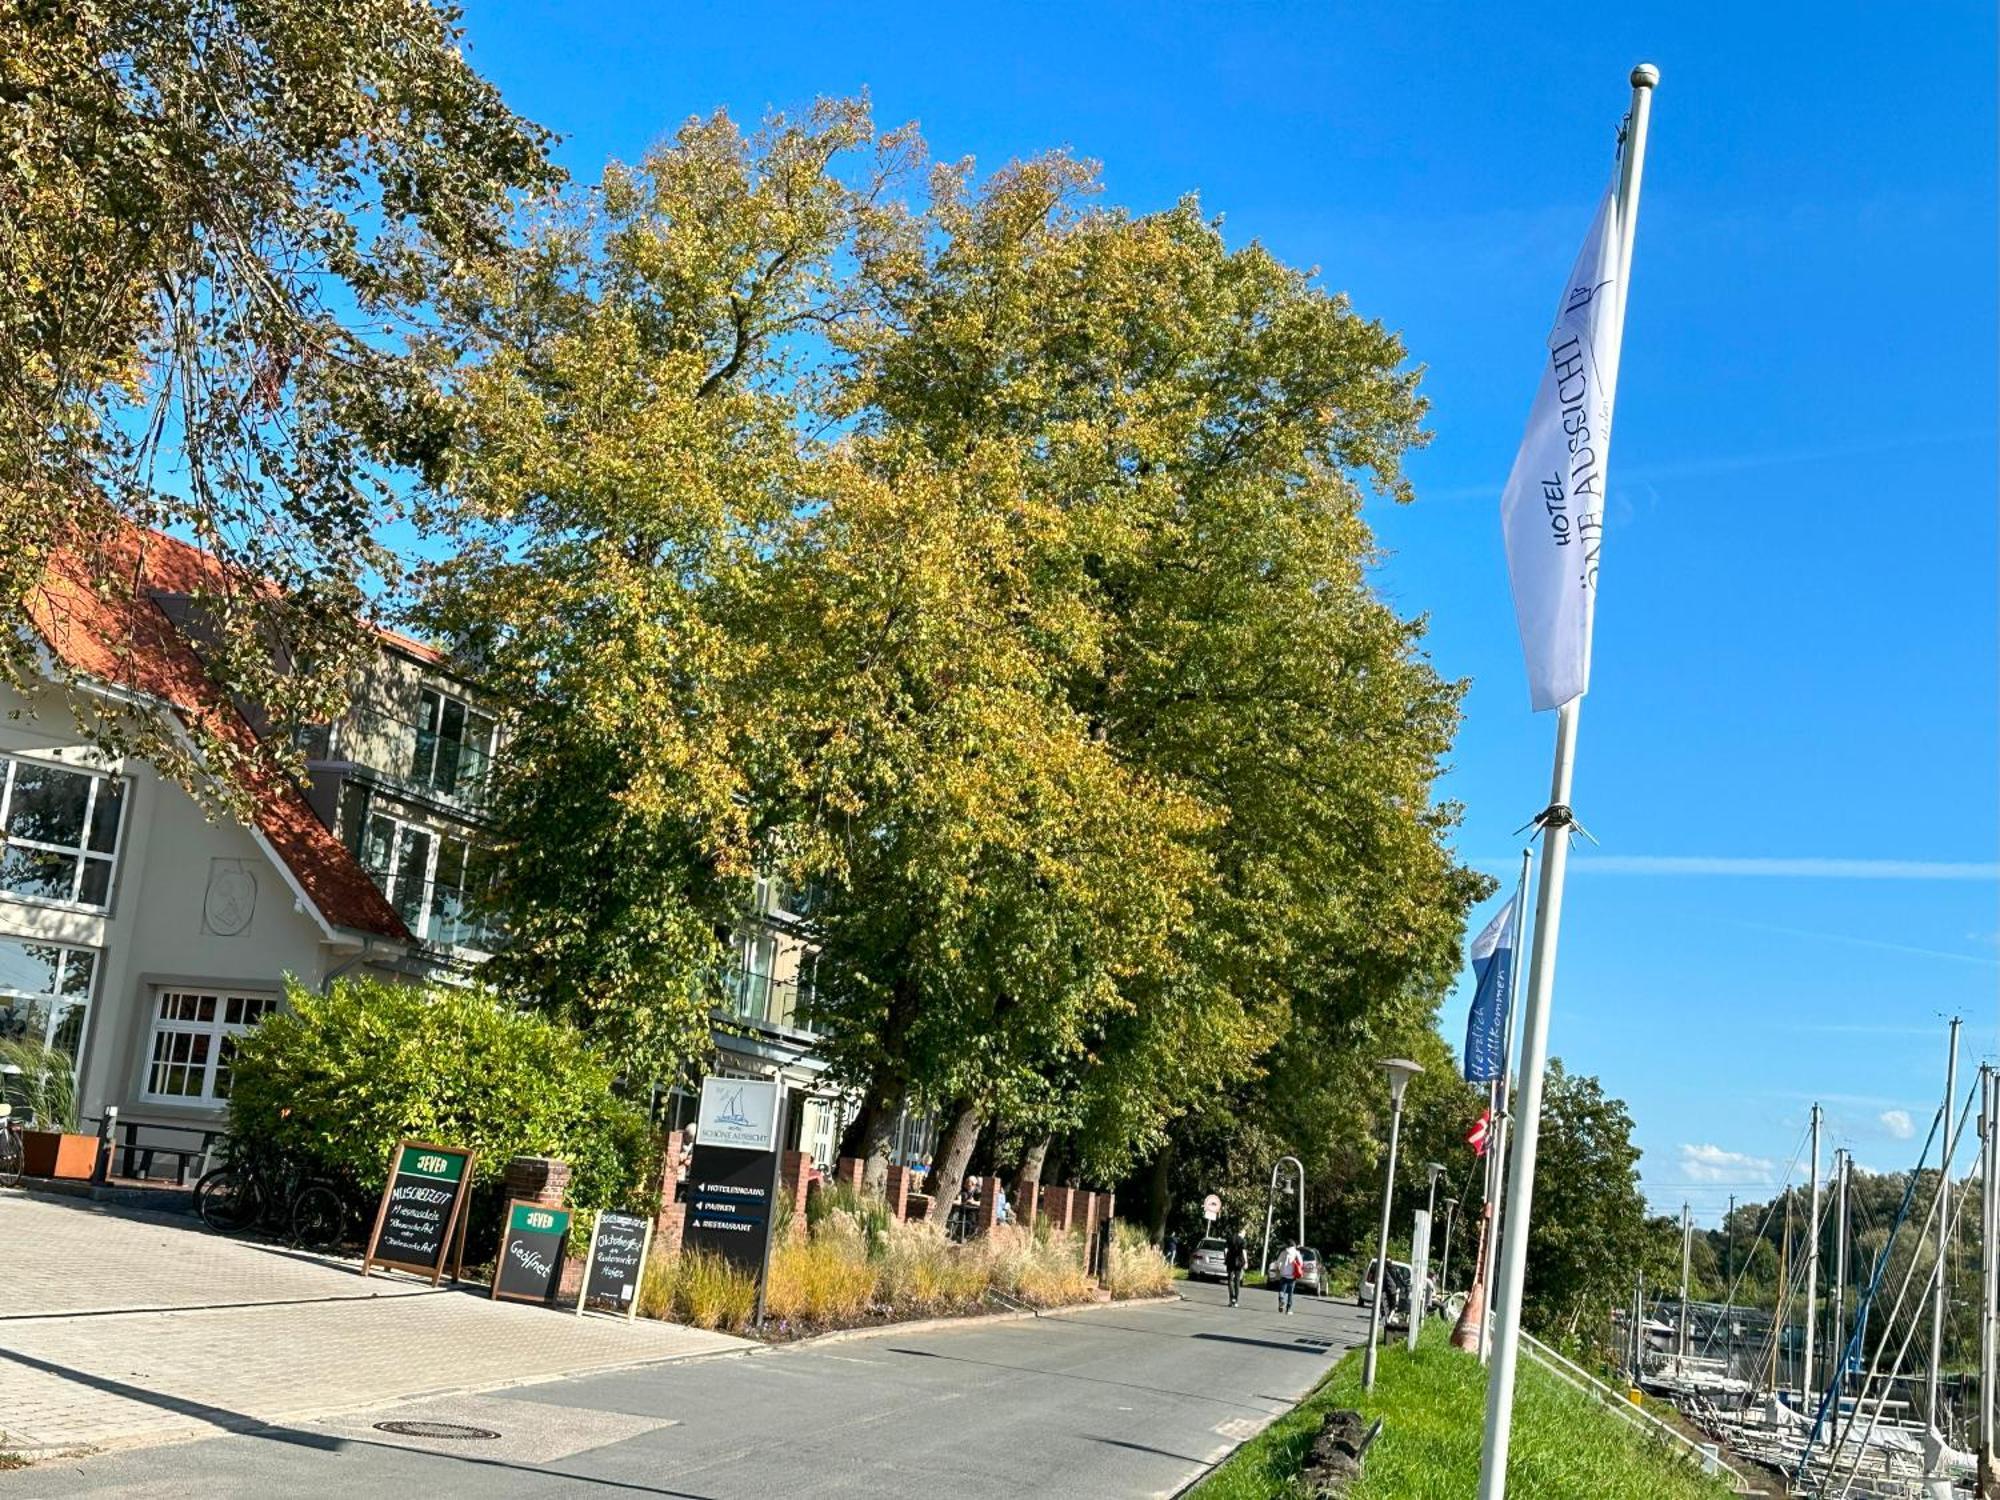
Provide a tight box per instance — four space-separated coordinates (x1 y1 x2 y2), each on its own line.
5 527 857 1167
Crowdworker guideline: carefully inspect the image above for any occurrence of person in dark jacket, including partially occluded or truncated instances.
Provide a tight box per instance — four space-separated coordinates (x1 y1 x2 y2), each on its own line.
1223 1231 1248 1306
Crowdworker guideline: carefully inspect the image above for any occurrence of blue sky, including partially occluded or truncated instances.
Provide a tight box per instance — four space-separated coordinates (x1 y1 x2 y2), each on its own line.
454 1 1999 1222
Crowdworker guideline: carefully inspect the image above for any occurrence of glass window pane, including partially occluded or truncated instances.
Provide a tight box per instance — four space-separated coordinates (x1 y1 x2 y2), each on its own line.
225 996 243 1026
57 950 93 998
86 779 124 853
410 689 442 782
50 1003 84 1059
0 845 78 902
195 995 215 1023
0 939 63 996
4 762 90 847
77 857 111 907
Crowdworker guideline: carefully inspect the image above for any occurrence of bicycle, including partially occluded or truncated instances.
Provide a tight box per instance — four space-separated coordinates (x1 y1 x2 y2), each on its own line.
195 1151 359 1250
0 1103 23 1189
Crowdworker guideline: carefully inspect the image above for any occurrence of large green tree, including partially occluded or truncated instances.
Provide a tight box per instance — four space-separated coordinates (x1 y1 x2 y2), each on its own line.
3 0 552 787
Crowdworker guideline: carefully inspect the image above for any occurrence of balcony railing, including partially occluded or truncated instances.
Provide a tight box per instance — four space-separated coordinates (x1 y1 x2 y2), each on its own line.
723 968 816 1035
302 705 496 809
363 864 504 954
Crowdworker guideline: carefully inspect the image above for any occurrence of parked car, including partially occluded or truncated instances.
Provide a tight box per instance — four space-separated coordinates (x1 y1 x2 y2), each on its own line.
1188 1236 1230 1282
1357 1257 1413 1308
1264 1246 1325 1295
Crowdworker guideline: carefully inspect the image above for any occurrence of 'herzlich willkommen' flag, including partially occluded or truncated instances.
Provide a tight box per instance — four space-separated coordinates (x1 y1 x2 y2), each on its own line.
1500 182 1627 712
1462 899 1517 1083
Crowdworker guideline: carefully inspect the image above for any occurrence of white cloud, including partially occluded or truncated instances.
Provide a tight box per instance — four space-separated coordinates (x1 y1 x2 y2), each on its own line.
1878 1110 1915 1141
1677 1144 1778 1185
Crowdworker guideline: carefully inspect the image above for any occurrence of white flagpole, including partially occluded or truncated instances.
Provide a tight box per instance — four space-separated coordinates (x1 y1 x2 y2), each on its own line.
1475 63 1656 1500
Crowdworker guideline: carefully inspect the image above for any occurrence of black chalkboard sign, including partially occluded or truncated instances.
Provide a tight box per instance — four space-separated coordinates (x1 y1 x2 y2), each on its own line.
578 1211 653 1319
492 1199 571 1305
362 1140 476 1284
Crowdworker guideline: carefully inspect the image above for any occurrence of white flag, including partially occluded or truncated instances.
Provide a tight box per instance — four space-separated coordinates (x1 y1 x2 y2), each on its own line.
1501 184 1627 712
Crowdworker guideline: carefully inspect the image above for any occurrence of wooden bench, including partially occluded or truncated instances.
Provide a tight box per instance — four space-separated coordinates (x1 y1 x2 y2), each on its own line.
105 1120 226 1185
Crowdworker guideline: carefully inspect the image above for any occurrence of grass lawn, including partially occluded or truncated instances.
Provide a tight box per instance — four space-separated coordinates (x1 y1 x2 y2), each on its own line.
1193 1326 1734 1500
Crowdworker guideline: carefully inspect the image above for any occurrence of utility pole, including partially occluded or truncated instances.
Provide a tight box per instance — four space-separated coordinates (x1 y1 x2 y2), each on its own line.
1931 1018 1961 1437
1804 1102 1822 1403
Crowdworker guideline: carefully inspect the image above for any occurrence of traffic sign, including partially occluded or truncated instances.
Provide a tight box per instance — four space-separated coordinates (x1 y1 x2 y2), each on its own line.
1202 1193 1221 1223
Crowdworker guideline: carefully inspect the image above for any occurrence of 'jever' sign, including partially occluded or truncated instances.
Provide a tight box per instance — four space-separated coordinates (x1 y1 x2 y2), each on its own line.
363 1140 475 1284
681 1077 785 1309
492 1200 571 1305
577 1211 653 1319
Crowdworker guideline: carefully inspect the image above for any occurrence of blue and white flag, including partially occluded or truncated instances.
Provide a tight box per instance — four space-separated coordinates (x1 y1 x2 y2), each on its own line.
1462 901 1517 1083
1500 182 1627 712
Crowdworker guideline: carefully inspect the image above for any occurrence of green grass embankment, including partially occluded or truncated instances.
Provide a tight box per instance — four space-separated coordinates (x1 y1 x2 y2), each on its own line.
1194 1326 1735 1500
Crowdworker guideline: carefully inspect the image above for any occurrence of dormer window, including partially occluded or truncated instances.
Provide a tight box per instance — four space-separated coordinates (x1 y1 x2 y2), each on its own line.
410 687 495 799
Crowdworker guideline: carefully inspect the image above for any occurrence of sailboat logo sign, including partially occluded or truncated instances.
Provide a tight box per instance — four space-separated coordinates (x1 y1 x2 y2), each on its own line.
695 1076 780 1151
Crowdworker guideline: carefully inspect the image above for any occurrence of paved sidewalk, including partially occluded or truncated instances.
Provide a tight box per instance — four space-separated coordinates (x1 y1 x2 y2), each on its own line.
0 1191 749 1456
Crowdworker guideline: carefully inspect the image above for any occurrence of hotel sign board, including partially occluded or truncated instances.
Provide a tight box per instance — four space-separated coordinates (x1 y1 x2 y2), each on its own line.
681 1077 786 1317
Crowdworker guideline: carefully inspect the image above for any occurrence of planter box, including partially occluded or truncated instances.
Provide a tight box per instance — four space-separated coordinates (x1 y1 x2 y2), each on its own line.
22 1129 99 1180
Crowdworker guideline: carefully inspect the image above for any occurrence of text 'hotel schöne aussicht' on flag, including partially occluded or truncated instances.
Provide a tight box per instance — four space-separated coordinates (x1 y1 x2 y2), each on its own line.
1500 182 1627 712
1461 901 1517 1084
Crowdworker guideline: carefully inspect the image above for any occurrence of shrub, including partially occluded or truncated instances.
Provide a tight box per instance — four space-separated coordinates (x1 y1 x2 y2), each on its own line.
638 1251 757 1331
1106 1221 1173 1299
0 1040 77 1131
766 1234 877 1325
227 977 653 1213
877 1220 986 1316
978 1224 1095 1307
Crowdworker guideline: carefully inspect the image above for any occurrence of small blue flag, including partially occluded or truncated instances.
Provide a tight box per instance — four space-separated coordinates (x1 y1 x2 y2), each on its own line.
1462 899 1517 1083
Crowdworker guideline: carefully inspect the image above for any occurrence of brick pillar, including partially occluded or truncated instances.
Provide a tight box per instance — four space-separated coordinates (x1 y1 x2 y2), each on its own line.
1075 1187 1101 1258
780 1150 814 1238
835 1155 865 1195
1041 1184 1073 1232
884 1163 911 1221
653 1201 686 1256
1098 1189 1115 1227
975 1176 1003 1235
504 1155 571 1207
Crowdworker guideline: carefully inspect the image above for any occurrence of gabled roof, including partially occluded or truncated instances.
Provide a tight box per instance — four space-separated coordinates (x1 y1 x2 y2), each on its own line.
25 526 411 944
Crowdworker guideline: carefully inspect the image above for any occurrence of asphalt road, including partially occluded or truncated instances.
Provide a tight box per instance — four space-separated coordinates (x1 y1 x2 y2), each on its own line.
4 1278 1371 1498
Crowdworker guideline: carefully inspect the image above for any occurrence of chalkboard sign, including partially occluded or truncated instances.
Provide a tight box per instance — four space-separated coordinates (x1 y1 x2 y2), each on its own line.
492 1199 571 1305
577 1211 653 1319
362 1140 476 1284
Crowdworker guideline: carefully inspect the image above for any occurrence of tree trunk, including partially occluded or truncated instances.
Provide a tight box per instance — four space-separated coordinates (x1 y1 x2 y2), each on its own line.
860 1094 900 1198
1146 1146 1172 1245
929 1098 984 1215
1013 1133 1051 1216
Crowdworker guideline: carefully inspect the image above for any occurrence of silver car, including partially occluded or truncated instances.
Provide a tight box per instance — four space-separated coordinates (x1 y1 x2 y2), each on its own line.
1188 1236 1230 1281
1266 1247 1325 1295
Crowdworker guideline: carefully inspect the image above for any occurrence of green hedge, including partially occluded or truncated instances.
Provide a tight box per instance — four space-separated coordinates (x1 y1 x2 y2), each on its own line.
228 977 656 1214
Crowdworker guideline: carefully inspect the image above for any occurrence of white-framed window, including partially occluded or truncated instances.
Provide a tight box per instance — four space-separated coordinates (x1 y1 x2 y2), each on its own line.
410 687 495 799
142 988 278 1103
0 754 127 910
0 936 96 1065
360 810 493 951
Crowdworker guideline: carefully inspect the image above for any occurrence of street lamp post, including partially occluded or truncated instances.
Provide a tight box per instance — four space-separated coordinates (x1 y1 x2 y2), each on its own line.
1364 1058 1425 1392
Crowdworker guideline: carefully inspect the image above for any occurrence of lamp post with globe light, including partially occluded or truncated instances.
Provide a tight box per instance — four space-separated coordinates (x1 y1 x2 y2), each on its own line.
1363 1058 1424 1391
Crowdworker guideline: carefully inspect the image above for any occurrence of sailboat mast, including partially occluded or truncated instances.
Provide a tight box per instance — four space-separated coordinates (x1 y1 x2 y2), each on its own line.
1679 1202 1692 1362
1931 1017 1961 1434
1832 1149 1850 1403
1804 1103 1822 1403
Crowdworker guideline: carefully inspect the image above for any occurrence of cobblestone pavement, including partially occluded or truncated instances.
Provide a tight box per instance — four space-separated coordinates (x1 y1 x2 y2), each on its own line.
0 1191 750 1457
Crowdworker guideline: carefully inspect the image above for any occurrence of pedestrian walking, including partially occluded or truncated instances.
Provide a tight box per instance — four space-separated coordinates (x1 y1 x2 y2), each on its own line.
1163 1230 1179 1266
1276 1242 1304 1314
1223 1230 1247 1306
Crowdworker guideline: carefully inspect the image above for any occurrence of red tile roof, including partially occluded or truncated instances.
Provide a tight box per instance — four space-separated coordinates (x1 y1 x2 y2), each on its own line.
26 527 411 943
